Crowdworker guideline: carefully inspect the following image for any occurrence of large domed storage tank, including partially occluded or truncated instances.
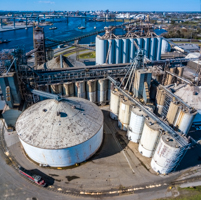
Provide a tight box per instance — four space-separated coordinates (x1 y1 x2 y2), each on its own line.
138 118 161 157
16 98 104 167
127 106 146 143
151 133 184 175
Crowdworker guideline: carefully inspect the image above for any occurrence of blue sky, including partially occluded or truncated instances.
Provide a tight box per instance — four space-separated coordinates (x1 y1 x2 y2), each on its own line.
0 0 200 11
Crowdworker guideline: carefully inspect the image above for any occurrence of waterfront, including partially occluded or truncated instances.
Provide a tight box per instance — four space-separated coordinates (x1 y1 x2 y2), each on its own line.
0 18 166 53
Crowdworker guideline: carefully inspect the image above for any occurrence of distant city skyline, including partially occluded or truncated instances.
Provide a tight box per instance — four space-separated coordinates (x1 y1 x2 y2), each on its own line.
0 0 200 12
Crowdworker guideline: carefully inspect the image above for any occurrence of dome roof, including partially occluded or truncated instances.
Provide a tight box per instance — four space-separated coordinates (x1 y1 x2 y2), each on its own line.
16 97 103 149
174 84 201 110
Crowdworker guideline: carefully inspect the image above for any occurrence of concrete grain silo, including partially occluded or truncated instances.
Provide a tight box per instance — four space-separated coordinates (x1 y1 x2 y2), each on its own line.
127 106 146 143
122 38 129 63
86 79 97 103
115 39 122 64
63 82 74 97
96 37 108 65
138 118 161 158
118 97 132 131
50 83 62 95
150 38 157 61
108 39 115 64
75 81 86 99
129 38 135 63
16 98 104 167
143 38 150 58
97 78 108 105
156 37 162 60
151 133 184 174
110 90 121 120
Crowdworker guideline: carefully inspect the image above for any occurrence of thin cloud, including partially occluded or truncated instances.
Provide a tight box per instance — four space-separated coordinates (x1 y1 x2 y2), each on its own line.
38 1 55 4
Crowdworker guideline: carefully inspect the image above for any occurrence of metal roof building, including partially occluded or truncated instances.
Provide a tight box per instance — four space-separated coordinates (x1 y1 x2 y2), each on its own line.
16 98 104 167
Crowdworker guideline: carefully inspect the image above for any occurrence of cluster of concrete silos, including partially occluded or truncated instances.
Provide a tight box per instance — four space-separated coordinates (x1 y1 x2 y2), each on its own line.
109 89 188 175
155 86 197 135
96 36 163 65
37 78 111 105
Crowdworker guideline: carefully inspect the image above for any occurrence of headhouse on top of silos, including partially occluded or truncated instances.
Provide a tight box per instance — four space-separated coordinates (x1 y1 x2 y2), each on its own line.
16 97 104 167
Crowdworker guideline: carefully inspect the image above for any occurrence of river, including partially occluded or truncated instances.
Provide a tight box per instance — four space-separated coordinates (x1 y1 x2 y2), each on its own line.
0 18 167 53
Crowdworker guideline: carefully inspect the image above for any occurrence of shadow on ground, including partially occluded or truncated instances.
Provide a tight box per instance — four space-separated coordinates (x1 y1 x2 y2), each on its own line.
87 110 128 162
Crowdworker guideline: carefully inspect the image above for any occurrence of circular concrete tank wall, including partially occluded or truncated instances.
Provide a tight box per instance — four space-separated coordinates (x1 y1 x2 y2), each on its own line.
16 98 104 167
151 133 183 174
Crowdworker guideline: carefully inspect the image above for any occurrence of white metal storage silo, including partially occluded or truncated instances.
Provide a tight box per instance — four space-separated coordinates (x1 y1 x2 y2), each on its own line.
86 79 97 103
138 118 161 157
150 37 157 61
97 78 108 105
115 39 122 64
50 83 62 95
127 106 145 143
110 90 121 120
63 82 74 97
16 98 104 167
129 38 135 63
156 37 162 60
161 39 171 54
118 97 132 131
96 37 108 65
151 133 184 174
122 38 129 63
143 37 150 58
174 109 196 135
75 81 86 99
108 39 115 64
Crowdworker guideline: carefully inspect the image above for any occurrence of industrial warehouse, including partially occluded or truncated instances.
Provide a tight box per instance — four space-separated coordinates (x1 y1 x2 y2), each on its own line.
1 21 201 197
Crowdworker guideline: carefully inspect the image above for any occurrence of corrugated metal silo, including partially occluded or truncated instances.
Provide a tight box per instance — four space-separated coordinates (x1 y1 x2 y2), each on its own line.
63 82 74 97
150 37 157 61
151 133 184 174
86 79 97 103
75 81 86 99
138 118 161 157
108 39 115 64
143 38 150 58
156 37 162 60
97 78 108 105
115 39 122 64
127 105 145 143
38 84 50 101
118 97 132 131
122 38 129 63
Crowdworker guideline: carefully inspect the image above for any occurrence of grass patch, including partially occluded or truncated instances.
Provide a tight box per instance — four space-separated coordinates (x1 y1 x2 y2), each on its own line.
157 186 201 200
78 51 96 59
